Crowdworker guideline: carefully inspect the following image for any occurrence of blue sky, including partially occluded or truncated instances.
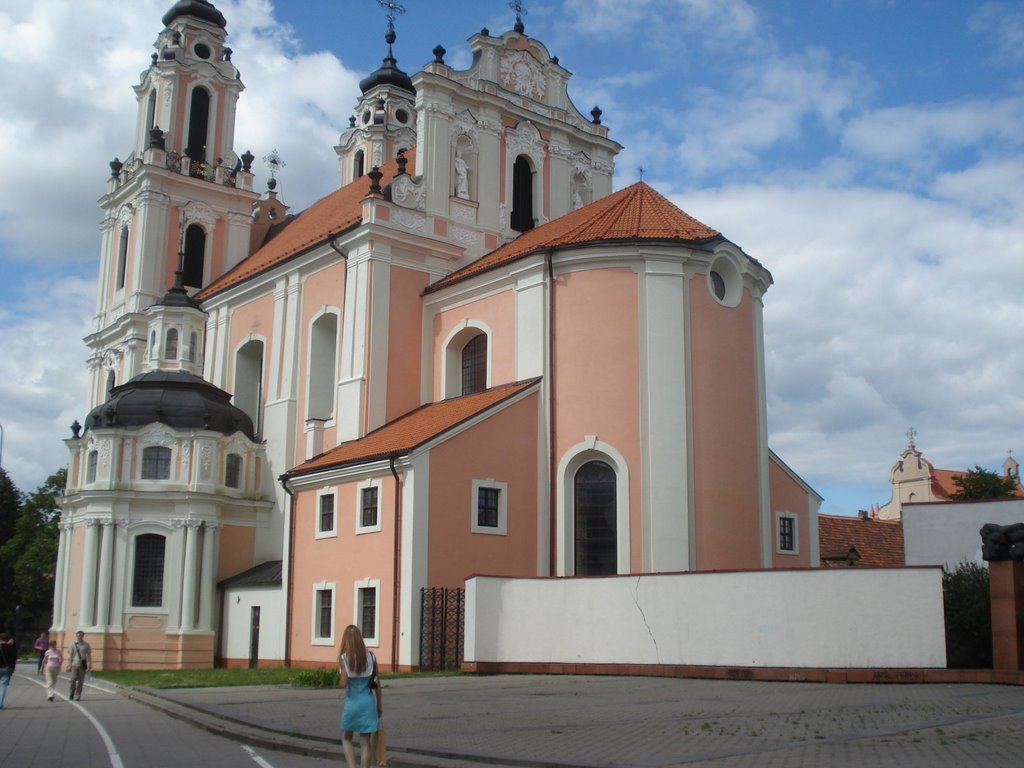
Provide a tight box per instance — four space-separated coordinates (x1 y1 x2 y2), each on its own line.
1 0 1022 516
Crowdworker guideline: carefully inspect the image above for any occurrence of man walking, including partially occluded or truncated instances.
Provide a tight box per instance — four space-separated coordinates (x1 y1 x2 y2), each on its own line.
0 633 18 709
67 631 92 701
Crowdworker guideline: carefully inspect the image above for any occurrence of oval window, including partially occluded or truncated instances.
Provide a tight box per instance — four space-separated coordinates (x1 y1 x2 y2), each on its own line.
194 43 211 60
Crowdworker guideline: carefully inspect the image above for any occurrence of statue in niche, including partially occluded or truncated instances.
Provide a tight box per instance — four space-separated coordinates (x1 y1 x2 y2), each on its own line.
454 150 470 199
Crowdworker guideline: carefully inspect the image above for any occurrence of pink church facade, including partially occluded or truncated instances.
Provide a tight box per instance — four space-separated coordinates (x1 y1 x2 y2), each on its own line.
54 0 820 671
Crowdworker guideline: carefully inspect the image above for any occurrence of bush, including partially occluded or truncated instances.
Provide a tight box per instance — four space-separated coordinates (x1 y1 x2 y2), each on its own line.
943 561 992 669
293 666 339 687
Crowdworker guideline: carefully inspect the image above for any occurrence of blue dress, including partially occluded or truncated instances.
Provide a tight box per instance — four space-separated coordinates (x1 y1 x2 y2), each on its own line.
341 652 379 733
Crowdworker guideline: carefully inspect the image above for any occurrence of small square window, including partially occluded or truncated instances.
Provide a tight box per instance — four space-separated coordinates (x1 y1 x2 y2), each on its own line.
471 479 508 535
317 491 336 537
141 446 171 480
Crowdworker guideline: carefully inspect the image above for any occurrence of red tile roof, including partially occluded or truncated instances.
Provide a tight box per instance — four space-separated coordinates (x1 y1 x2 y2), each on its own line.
425 181 721 293
930 468 1024 500
818 514 905 567
198 150 416 299
287 378 540 476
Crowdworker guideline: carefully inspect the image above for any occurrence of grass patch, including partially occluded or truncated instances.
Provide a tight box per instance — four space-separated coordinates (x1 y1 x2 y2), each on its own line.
94 666 462 689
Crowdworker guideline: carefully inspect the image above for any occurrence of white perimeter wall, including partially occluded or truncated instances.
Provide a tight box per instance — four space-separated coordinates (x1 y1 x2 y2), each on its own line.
221 585 284 662
903 499 1024 569
466 568 946 669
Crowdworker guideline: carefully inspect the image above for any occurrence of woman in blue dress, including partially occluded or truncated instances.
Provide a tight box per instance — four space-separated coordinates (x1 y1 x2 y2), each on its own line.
338 624 382 768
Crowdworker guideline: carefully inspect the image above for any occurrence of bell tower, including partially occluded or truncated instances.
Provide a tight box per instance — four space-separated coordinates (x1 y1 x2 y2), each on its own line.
86 0 258 413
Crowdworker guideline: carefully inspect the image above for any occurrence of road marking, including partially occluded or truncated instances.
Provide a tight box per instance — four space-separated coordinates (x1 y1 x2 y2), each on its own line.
241 744 278 768
20 673 125 768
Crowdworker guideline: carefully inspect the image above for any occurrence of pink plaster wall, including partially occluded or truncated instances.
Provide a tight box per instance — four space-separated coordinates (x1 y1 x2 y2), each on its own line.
768 457 813 568
386 266 429 421
689 282 762 570
426 392 540 586
431 291 517 400
288 476 398 668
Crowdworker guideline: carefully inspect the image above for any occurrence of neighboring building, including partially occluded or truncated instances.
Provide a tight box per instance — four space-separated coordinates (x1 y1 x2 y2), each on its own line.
903 498 1024 569
54 0 821 670
876 436 1021 521
818 513 905 568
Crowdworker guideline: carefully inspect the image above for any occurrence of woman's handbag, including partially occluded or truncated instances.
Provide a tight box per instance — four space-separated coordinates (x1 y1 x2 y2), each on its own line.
373 723 387 766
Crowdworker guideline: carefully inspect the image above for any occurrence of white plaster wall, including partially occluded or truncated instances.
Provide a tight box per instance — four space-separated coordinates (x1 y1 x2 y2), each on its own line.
903 499 1024 568
465 568 946 668
221 586 284 662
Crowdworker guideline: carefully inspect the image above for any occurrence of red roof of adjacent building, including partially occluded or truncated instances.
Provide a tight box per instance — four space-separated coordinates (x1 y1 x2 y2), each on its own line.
287 378 540 476
198 151 415 299
818 514 905 567
425 181 722 293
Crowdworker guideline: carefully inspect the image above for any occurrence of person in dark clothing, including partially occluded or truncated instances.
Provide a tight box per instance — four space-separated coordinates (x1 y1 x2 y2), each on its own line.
0 633 18 709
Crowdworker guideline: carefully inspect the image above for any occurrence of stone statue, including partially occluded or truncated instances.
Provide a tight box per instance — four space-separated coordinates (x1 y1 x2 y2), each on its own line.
454 152 469 199
979 522 1024 562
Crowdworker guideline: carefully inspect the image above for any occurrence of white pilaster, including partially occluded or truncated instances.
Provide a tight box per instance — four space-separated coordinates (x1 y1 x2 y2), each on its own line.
95 519 115 629
79 520 100 628
180 520 201 631
198 523 220 631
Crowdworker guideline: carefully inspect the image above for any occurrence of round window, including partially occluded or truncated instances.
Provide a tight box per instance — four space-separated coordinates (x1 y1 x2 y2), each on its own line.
194 43 211 60
709 270 726 301
707 255 742 307
362 110 372 125
395 108 409 125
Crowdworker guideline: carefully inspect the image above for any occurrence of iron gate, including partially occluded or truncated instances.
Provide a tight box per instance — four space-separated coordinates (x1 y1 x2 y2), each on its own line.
419 587 464 671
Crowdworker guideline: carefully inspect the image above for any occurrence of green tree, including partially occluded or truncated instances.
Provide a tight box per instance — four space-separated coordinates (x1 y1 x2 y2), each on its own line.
0 468 23 632
943 561 992 668
947 465 1019 501
0 469 64 637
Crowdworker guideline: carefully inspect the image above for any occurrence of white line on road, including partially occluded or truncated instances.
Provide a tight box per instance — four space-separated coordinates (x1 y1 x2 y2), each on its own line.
241 744 278 768
20 673 125 768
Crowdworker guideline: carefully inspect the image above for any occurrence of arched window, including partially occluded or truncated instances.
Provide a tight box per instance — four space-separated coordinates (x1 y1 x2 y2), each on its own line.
235 339 265 436
353 150 365 179
116 226 129 290
146 89 157 133
182 224 206 289
308 313 338 420
164 328 178 360
186 87 210 163
141 446 172 480
574 460 617 576
225 453 242 489
132 533 166 607
188 332 197 363
461 334 487 395
510 155 534 232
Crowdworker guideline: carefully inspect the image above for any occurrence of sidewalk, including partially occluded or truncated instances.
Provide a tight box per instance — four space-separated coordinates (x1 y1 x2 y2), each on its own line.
118 673 1024 767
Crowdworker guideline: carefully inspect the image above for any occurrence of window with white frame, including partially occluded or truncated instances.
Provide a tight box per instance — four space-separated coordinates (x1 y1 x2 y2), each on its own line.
131 533 166 608
355 580 380 644
356 479 382 534
225 453 242 489
312 583 335 645
316 489 337 538
776 512 798 554
86 450 99 484
471 479 508 535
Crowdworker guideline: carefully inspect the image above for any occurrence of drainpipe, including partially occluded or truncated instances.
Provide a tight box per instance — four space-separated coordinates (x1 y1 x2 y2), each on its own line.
546 250 557 575
389 455 403 672
279 473 295 666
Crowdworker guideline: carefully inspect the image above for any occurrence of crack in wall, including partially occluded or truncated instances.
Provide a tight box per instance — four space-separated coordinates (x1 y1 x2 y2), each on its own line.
630 575 661 664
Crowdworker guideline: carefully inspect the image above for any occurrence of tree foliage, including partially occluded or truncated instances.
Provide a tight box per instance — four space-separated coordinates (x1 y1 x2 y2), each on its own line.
947 465 1019 501
942 561 992 669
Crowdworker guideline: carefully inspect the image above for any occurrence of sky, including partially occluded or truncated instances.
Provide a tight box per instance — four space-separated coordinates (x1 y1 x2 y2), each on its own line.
0 0 1022 516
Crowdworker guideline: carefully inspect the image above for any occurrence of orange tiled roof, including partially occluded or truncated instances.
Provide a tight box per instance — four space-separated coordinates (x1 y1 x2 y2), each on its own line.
931 469 961 498
288 378 540 476
425 181 721 293
198 150 415 299
818 514 905 567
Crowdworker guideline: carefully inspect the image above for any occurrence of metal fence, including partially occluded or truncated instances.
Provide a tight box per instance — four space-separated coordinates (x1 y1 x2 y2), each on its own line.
419 587 464 671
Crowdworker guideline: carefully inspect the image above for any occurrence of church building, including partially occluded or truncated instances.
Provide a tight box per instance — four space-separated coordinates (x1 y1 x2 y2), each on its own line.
54 0 821 670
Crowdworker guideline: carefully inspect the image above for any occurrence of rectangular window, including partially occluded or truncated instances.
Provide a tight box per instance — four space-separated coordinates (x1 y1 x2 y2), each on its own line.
132 534 166 607
471 479 508 535
776 512 798 554
141 446 171 480
312 586 335 644
86 451 99 484
361 487 378 528
225 453 242 489
317 491 336 537
358 586 377 641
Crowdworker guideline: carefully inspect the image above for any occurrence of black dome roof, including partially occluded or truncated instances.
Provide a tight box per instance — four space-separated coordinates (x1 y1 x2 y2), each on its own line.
84 370 255 440
162 0 227 29
359 29 414 95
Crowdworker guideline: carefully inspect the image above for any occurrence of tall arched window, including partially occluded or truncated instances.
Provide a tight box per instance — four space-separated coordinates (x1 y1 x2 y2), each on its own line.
132 533 166 607
461 334 487 395
164 328 178 360
186 87 210 163
116 226 129 290
353 150 365 179
308 313 338 420
574 460 617 576
182 224 206 289
235 339 265 437
511 155 534 232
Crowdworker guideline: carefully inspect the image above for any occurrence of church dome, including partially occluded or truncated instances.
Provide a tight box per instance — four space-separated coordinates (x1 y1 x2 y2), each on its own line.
84 370 255 440
359 29 415 95
162 0 227 29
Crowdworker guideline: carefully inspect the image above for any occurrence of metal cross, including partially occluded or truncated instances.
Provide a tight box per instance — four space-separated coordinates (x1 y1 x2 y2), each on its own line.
906 426 917 446
637 165 645 181
377 0 406 30
509 0 527 22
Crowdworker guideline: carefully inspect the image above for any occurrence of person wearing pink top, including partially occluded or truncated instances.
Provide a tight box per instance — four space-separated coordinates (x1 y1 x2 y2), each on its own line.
42 641 62 701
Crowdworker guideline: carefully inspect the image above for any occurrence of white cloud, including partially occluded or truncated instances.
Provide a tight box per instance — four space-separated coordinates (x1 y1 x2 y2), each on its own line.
970 2 1024 66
